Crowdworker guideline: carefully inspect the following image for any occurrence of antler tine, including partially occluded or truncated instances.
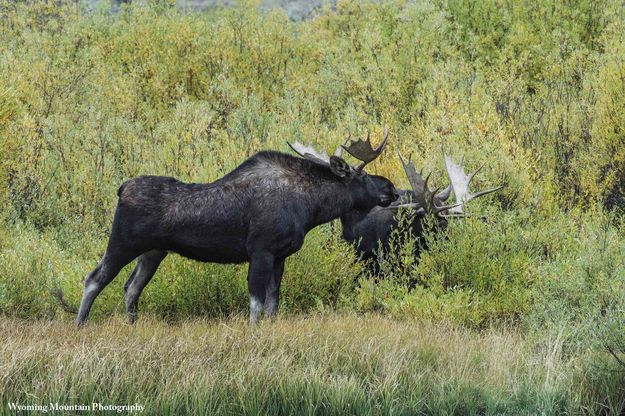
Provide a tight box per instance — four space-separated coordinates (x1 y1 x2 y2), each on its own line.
380 127 389 151
334 131 350 159
439 212 482 219
469 164 484 183
471 185 504 199
341 127 389 172
436 184 453 202
430 186 441 207
433 201 464 215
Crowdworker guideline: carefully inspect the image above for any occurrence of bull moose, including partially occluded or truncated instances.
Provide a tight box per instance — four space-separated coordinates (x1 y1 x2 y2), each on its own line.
340 153 503 274
73 130 398 326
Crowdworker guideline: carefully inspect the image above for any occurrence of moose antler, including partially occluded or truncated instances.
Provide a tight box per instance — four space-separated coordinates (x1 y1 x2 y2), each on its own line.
288 141 332 165
341 128 389 172
395 152 461 215
288 133 346 166
436 184 453 202
444 155 503 215
289 128 389 172
398 153 428 208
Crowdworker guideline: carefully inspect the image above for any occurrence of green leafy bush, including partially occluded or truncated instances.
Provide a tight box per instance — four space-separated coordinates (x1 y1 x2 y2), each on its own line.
0 0 624 334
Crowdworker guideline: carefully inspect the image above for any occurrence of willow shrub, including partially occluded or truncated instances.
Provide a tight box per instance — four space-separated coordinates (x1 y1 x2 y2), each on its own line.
0 220 360 320
1 0 625 329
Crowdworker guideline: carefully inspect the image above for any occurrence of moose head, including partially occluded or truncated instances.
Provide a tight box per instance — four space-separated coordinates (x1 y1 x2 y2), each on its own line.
339 149 504 275
288 128 398 209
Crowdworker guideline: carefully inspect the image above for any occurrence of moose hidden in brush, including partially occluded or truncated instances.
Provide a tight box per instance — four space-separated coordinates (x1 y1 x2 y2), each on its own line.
65 129 398 326
340 152 503 274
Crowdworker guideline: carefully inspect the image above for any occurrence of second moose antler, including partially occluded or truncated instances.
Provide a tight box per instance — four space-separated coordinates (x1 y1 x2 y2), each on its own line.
288 141 340 166
444 156 504 216
395 153 458 215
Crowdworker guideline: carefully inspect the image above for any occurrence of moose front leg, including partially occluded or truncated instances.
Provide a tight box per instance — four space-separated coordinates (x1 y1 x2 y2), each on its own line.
264 258 284 318
247 251 274 323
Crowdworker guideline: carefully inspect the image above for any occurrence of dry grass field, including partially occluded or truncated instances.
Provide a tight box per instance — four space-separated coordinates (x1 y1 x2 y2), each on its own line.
1 314 622 415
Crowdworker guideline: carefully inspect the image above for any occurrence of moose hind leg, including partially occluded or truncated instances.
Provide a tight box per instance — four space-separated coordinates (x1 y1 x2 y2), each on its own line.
76 250 136 327
124 250 167 324
123 269 137 296
247 251 274 323
264 259 284 318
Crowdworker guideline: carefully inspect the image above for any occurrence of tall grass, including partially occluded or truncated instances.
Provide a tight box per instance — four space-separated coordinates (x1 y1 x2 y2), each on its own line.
1 314 623 415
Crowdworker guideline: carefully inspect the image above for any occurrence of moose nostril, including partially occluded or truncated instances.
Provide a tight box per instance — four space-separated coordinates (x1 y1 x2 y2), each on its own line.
393 191 400 200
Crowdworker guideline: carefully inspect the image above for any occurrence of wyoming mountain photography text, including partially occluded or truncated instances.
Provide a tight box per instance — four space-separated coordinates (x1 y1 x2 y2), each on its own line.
7 403 144 413
1 0 624 415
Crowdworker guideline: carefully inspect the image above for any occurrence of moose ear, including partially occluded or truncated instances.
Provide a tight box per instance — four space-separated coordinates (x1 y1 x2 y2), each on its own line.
329 156 352 178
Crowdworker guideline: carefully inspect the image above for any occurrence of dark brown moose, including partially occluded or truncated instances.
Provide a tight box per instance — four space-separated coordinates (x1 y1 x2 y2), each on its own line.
340 153 503 274
72 132 398 326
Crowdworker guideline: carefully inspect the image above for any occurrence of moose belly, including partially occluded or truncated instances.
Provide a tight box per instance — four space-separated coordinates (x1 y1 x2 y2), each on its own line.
163 235 249 264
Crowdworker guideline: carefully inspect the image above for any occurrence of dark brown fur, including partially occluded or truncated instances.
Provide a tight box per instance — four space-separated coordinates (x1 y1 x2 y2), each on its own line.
74 150 399 325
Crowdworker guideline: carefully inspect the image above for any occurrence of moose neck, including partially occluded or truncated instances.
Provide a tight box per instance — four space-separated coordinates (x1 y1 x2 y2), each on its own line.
305 180 358 231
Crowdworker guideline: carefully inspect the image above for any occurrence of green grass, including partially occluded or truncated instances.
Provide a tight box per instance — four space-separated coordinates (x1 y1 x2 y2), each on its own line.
1 314 622 415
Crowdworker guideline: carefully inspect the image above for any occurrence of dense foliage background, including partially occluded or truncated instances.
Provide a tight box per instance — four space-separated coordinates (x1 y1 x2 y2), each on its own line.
2 0 625 412
2 0 624 320
1 0 625 325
